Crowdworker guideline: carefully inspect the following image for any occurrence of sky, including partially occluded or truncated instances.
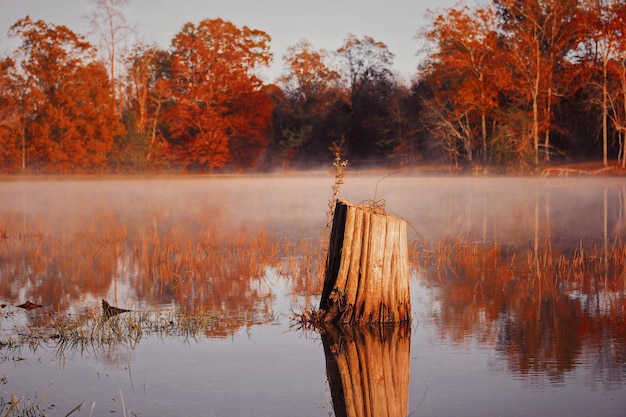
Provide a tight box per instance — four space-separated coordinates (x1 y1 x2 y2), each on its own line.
0 0 462 83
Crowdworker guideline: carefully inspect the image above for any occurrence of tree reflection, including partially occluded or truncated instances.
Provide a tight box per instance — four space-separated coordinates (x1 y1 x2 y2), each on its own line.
422 231 625 386
0 210 286 337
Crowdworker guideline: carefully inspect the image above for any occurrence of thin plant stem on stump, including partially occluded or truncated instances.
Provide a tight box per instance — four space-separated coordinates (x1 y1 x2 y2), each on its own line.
325 151 349 235
319 199 411 324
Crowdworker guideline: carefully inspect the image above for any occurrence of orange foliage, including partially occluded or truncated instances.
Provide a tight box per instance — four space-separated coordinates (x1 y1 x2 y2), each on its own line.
164 18 273 171
279 39 340 107
422 5 510 163
7 17 123 173
0 57 22 173
495 0 580 164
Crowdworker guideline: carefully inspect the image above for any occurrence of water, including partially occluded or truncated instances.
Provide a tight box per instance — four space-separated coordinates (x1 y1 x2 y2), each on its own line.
0 174 625 416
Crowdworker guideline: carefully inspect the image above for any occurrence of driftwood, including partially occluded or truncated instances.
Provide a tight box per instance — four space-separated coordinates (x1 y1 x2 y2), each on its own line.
321 323 411 417
540 166 614 177
101 299 131 318
17 300 43 310
319 200 411 324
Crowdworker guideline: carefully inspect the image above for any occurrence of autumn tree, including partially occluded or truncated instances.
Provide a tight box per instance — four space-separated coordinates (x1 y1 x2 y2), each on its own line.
85 0 135 114
125 45 170 136
495 0 579 165
8 16 123 173
420 5 506 165
165 18 273 171
611 6 626 168
113 43 171 171
336 34 396 162
274 39 343 165
418 0 583 168
576 0 626 167
0 57 23 173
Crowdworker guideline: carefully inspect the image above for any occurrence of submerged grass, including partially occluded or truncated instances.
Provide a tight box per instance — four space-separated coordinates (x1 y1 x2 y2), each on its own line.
52 310 147 355
0 306 274 416
49 305 272 356
1 304 276 366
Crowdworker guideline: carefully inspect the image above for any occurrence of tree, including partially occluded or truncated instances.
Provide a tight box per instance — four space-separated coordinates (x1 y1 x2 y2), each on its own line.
577 0 626 166
336 34 396 162
383 83 424 166
165 18 273 171
275 39 343 165
0 57 23 173
227 86 275 168
495 0 579 165
421 5 507 164
280 39 341 102
8 16 123 173
123 43 171 165
85 0 135 114
610 7 626 168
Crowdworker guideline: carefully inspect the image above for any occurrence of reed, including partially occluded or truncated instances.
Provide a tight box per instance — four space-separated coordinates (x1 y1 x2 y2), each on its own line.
0 381 84 417
410 235 626 296
47 300 279 356
0 221 7 240
281 236 326 306
0 213 291 319
52 310 146 356
0 325 50 362
1 303 275 364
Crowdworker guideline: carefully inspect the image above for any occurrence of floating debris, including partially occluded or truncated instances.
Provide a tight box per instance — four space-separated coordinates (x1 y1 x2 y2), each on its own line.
17 300 43 310
101 299 131 318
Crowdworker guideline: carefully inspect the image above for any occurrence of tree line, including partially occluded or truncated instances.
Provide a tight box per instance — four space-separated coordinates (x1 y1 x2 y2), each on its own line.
0 0 625 174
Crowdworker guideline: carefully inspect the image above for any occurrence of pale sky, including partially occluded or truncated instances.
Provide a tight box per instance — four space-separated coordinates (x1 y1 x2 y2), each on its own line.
0 0 463 82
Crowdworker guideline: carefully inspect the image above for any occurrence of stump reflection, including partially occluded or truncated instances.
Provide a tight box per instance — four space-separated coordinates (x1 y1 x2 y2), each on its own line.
321 323 411 417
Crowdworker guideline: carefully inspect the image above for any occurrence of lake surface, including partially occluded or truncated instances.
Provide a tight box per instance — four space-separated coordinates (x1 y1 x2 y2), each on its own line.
0 174 625 416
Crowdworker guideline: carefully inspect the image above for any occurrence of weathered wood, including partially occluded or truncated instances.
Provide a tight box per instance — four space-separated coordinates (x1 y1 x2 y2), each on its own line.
101 299 131 318
319 199 411 324
321 323 411 417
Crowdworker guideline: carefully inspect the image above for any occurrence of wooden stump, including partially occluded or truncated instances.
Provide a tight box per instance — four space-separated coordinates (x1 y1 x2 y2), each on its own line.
321 323 411 417
319 199 411 324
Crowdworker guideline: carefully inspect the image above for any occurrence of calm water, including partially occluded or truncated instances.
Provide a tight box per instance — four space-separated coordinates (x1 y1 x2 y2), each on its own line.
0 174 625 416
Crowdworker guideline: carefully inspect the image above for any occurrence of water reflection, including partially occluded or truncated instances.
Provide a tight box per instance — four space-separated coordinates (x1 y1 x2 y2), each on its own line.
321 324 410 417
0 176 625 390
424 196 626 388
0 211 291 336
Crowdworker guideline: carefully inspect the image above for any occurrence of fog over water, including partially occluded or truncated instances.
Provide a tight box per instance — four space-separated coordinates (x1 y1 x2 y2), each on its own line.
2 174 623 243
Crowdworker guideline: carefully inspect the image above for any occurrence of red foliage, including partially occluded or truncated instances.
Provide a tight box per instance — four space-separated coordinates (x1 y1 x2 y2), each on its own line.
163 18 273 171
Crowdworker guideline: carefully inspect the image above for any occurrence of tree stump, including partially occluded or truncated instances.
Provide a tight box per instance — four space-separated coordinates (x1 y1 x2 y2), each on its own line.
319 199 411 324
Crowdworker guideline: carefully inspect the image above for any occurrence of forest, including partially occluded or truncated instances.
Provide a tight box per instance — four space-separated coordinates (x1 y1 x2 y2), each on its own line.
1 0 626 174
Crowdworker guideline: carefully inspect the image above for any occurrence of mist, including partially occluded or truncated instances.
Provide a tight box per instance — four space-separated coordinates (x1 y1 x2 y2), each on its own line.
1 174 623 248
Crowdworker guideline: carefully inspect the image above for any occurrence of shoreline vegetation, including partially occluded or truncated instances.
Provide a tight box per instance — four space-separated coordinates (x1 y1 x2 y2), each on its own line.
4 2 626 175
0 161 625 182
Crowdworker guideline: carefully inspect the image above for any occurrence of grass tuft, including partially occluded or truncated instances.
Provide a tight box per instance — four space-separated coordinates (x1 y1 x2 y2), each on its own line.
0 381 84 417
